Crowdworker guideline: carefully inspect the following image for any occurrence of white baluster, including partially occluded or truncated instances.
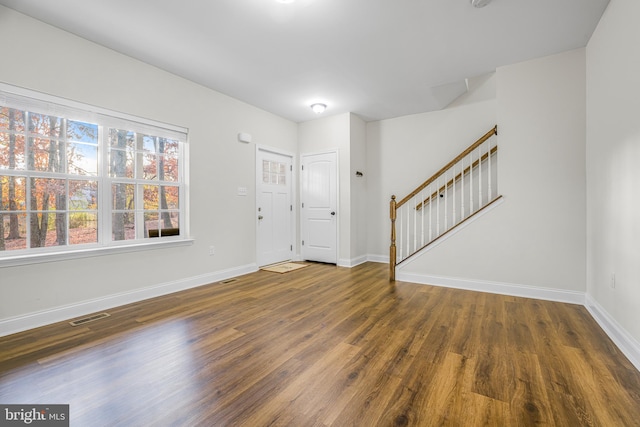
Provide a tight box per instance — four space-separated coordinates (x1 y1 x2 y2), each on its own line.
461 156 465 219
444 170 448 231
428 184 433 242
478 146 483 207
452 163 456 225
406 202 410 257
470 151 474 214
436 176 441 236
413 196 417 253
398 211 403 260
488 138 493 200
420 191 424 247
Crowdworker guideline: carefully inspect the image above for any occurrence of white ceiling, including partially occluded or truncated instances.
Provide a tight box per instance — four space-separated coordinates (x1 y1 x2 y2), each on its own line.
0 0 609 123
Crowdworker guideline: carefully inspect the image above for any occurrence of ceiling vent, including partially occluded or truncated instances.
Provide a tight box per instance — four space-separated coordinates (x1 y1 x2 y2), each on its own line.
471 0 492 8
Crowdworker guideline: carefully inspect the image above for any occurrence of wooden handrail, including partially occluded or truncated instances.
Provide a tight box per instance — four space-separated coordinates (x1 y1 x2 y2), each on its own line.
415 145 498 211
396 125 497 208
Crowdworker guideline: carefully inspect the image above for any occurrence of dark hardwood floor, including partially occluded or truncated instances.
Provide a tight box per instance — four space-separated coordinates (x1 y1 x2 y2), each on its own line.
1 262 639 426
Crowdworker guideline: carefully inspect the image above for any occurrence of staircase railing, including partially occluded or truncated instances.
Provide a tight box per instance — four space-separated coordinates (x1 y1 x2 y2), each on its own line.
390 126 500 280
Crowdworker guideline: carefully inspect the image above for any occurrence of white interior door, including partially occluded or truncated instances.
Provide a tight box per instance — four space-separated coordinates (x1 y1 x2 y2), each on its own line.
257 148 292 266
301 151 337 264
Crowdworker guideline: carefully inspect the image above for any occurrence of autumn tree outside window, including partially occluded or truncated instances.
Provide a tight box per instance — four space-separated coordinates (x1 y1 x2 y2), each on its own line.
0 86 188 264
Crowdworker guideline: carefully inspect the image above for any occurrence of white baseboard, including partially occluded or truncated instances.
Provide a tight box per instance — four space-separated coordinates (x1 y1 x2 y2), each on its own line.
0 263 258 337
339 254 392 267
366 254 389 264
396 271 585 305
337 255 368 268
585 294 640 372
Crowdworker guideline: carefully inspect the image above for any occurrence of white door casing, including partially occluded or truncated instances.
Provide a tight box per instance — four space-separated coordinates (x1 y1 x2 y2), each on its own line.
256 148 293 266
301 151 337 264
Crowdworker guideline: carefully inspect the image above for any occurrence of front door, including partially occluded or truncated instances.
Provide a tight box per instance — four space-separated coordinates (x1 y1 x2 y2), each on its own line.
256 148 292 266
301 151 337 264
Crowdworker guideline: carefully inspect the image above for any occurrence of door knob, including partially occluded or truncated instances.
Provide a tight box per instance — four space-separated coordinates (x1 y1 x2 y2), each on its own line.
258 215 264 220
330 211 336 216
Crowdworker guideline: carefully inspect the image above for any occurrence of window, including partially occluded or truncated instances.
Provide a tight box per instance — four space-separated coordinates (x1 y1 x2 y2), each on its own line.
108 130 181 241
262 160 287 185
0 86 188 263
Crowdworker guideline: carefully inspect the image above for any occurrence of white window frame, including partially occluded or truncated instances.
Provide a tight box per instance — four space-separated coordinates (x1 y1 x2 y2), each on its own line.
0 83 192 267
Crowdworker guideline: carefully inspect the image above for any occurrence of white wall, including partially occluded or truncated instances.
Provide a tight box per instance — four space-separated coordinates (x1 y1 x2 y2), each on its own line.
376 50 587 295
586 0 640 344
0 7 297 330
350 114 367 264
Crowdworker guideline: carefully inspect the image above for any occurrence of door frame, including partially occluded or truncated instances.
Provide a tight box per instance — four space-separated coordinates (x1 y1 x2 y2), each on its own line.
300 149 339 264
255 145 297 266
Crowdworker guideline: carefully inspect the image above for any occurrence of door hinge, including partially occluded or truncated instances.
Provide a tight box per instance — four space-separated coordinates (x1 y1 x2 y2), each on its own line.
301 165 304 170
301 202 304 208
290 245 293 251
290 205 292 211
290 165 293 171
302 240 305 246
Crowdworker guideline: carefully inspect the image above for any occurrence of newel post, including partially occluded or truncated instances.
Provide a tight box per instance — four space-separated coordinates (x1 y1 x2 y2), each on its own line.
390 195 397 281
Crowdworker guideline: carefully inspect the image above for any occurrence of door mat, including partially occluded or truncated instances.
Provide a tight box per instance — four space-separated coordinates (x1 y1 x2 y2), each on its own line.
261 262 309 274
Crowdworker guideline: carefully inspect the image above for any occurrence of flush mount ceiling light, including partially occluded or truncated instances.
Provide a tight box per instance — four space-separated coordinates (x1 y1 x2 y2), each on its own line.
310 103 327 114
471 0 492 8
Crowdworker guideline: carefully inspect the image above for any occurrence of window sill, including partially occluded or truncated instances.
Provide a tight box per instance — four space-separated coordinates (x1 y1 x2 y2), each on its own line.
0 238 195 268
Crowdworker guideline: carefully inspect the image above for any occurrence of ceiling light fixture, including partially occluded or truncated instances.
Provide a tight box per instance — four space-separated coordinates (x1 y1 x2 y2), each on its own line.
311 103 327 114
470 0 492 8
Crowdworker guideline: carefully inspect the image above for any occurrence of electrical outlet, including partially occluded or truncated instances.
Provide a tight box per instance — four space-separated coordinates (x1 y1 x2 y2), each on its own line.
611 273 616 288
209 246 215 256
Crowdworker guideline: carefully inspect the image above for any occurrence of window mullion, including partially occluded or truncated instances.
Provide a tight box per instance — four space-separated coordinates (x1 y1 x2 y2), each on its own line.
24 111 32 249
99 125 110 245
62 118 69 247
